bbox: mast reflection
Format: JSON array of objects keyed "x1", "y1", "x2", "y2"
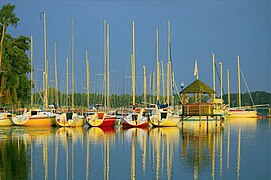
[
  {"x1": 181, "y1": 121, "x2": 223, "y2": 179},
  {"x1": 149, "y1": 127, "x2": 180, "y2": 180}
]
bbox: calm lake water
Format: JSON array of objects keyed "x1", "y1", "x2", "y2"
[{"x1": 0, "y1": 112, "x2": 270, "y2": 180}]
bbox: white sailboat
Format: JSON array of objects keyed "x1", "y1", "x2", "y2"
[
  {"x1": 150, "y1": 21, "x2": 179, "y2": 127},
  {"x1": 227, "y1": 56, "x2": 258, "y2": 118},
  {"x1": 55, "y1": 18, "x2": 85, "y2": 127},
  {"x1": 121, "y1": 21, "x2": 148, "y2": 128}
]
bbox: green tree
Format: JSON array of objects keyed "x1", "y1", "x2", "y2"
[
  {"x1": 0, "y1": 4, "x2": 31, "y2": 107},
  {"x1": 0, "y1": 3, "x2": 19, "y2": 70}
]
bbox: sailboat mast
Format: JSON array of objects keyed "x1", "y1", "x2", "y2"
[
  {"x1": 132, "y1": 21, "x2": 136, "y2": 106},
  {"x1": 167, "y1": 20, "x2": 171, "y2": 104},
  {"x1": 171, "y1": 71, "x2": 175, "y2": 106},
  {"x1": 160, "y1": 61, "x2": 165, "y2": 103},
  {"x1": 227, "y1": 69, "x2": 230, "y2": 108},
  {"x1": 143, "y1": 66, "x2": 146, "y2": 105},
  {"x1": 107, "y1": 24, "x2": 110, "y2": 108},
  {"x1": 156, "y1": 28, "x2": 160, "y2": 102},
  {"x1": 30, "y1": 35, "x2": 33, "y2": 107},
  {"x1": 66, "y1": 57, "x2": 69, "y2": 108},
  {"x1": 103, "y1": 20, "x2": 107, "y2": 111},
  {"x1": 219, "y1": 61, "x2": 223, "y2": 101},
  {"x1": 212, "y1": 53, "x2": 216, "y2": 98},
  {"x1": 86, "y1": 50, "x2": 90, "y2": 107},
  {"x1": 237, "y1": 56, "x2": 241, "y2": 107},
  {"x1": 71, "y1": 18, "x2": 74, "y2": 109},
  {"x1": 54, "y1": 41, "x2": 58, "y2": 106},
  {"x1": 43, "y1": 12, "x2": 48, "y2": 111}
]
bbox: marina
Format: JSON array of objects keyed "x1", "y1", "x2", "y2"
[
  {"x1": 0, "y1": 1, "x2": 270, "y2": 180},
  {"x1": 0, "y1": 113, "x2": 269, "y2": 179}
]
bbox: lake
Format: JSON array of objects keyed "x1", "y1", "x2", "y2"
[{"x1": 0, "y1": 113, "x2": 270, "y2": 180}]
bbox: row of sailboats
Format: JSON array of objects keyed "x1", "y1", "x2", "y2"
[
  {"x1": 122, "y1": 20, "x2": 180, "y2": 128},
  {"x1": 9, "y1": 12, "x2": 259, "y2": 128}
]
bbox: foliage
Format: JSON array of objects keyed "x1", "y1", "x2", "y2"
[
  {"x1": 0, "y1": 4, "x2": 31, "y2": 107},
  {"x1": 222, "y1": 91, "x2": 271, "y2": 107}
]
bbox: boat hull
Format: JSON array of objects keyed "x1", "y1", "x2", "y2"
[
  {"x1": 121, "y1": 118, "x2": 148, "y2": 128},
  {"x1": 0, "y1": 118, "x2": 14, "y2": 126},
  {"x1": 227, "y1": 110, "x2": 258, "y2": 118},
  {"x1": 23, "y1": 116, "x2": 56, "y2": 127},
  {"x1": 150, "y1": 115, "x2": 180, "y2": 127},
  {"x1": 56, "y1": 113, "x2": 86, "y2": 127},
  {"x1": 87, "y1": 112, "x2": 116, "y2": 127}
]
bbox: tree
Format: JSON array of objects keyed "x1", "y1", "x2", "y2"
[{"x1": 0, "y1": 3, "x2": 19, "y2": 70}]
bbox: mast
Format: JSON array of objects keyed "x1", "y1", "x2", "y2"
[
  {"x1": 66, "y1": 57, "x2": 69, "y2": 108},
  {"x1": 227, "y1": 69, "x2": 230, "y2": 108},
  {"x1": 212, "y1": 53, "x2": 216, "y2": 99},
  {"x1": 30, "y1": 35, "x2": 33, "y2": 107},
  {"x1": 86, "y1": 50, "x2": 90, "y2": 107},
  {"x1": 156, "y1": 28, "x2": 160, "y2": 102},
  {"x1": 237, "y1": 56, "x2": 241, "y2": 107},
  {"x1": 167, "y1": 20, "x2": 171, "y2": 104},
  {"x1": 219, "y1": 61, "x2": 223, "y2": 101},
  {"x1": 43, "y1": 12, "x2": 48, "y2": 111},
  {"x1": 143, "y1": 66, "x2": 146, "y2": 105},
  {"x1": 132, "y1": 21, "x2": 136, "y2": 107},
  {"x1": 160, "y1": 61, "x2": 165, "y2": 103},
  {"x1": 103, "y1": 19, "x2": 107, "y2": 111},
  {"x1": 171, "y1": 71, "x2": 175, "y2": 106},
  {"x1": 71, "y1": 18, "x2": 75, "y2": 109},
  {"x1": 149, "y1": 73, "x2": 152, "y2": 104},
  {"x1": 107, "y1": 24, "x2": 110, "y2": 108},
  {"x1": 54, "y1": 41, "x2": 58, "y2": 106}
]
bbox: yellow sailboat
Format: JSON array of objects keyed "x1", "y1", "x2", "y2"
[{"x1": 150, "y1": 21, "x2": 179, "y2": 127}]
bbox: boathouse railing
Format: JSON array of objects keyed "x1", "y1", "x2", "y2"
[{"x1": 182, "y1": 103, "x2": 213, "y2": 116}]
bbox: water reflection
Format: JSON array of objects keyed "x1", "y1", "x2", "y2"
[
  {"x1": 87, "y1": 127, "x2": 115, "y2": 180},
  {"x1": 226, "y1": 118, "x2": 257, "y2": 180},
  {"x1": 149, "y1": 127, "x2": 180, "y2": 180},
  {"x1": 181, "y1": 121, "x2": 223, "y2": 180},
  {"x1": 0, "y1": 115, "x2": 267, "y2": 180}
]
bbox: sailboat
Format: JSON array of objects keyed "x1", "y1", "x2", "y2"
[
  {"x1": 0, "y1": 107, "x2": 14, "y2": 126},
  {"x1": 121, "y1": 21, "x2": 148, "y2": 128},
  {"x1": 86, "y1": 20, "x2": 116, "y2": 127},
  {"x1": 56, "y1": 18, "x2": 85, "y2": 127},
  {"x1": 12, "y1": 13, "x2": 58, "y2": 127},
  {"x1": 150, "y1": 21, "x2": 179, "y2": 127},
  {"x1": 227, "y1": 56, "x2": 258, "y2": 118}
]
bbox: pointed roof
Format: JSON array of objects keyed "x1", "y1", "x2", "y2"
[{"x1": 179, "y1": 79, "x2": 215, "y2": 94}]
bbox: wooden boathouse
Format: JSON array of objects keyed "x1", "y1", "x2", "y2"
[{"x1": 179, "y1": 79, "x2": 223, "y2": 126}]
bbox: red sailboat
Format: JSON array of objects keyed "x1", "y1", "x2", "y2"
[{"x1": 86, "y1": 20, "x2": 116, "y2": 127}]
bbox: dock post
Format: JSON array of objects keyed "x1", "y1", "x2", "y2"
[
  {"x1": 199, "y1": 115, "x2": 201, "y2": 127},
  {"x1": 215, "y1": 115, "x2": 217, "y2": 126},
  {"x1": 207, "y1": 116, "x2": 208, "y2": 126}
]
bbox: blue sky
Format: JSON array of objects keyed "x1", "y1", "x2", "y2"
[{"x1": 2, "y1": 0, "x2": 270, "y2": 96}]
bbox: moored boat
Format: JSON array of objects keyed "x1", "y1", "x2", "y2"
[
  {"x1": 150, "y1": 105, "x2": 180, "y2": 127},
  {"x1": 0, "y1": 112, "x2": 14, "y2": 126},
  {"x1": 56, "y1": 112, "x2": 85, "y2": 127},
  {"x1": 86, "y1": 112, "x2": 116, "y2": 127},
  {"x1": 12, "y1": 108, "x2": 57, "y2": 126},
  {"x1": 228, "y1": 107, "x2": 258, "y2": 118}
]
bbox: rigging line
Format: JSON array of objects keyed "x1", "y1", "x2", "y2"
[
  {"x1": 215, "y1": 62, "x2": 225, "y2": 95},
  {"x1": 240, "y1": 68, "x2": 255, "y2": 106}
]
